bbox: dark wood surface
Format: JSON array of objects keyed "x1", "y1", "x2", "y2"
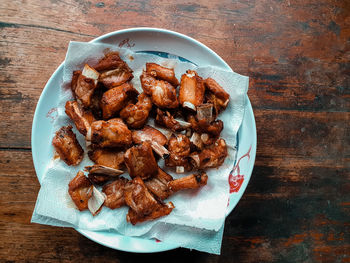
[{"x1": 1, "y1": 0, "x2": 349, "y2": 262}]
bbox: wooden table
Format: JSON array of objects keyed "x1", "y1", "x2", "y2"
[{"x1": 1, "y1": 0, "x2": 349, "y2": 262}]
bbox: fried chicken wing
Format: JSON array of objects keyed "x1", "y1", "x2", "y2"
[
  {"x1": 65, "y1": 100, "x2": 95, "y2": 136},
  {"x1": 144, "y1": 168, "x2": 173, "y2": 200},
  {"x1": 146, "y1": 63, "x2": 179, "y2": 87},
  {"x1": 132, "y1": 125, "x2": 169, "y2": 158},
  {"x1": 87, "y1": 118, "x2": 132, "y2": 148},
  {"x1": 167, "y1": 172, "x2": 208, "y2": 193},
  {"x1": 140, "y1": 72, "x2": 179, "y2": 109},
  {"x1": 52, "y1": 125, "x2": 84, "y2": 166},
  {"x1": 165, "y1": 134, "x2": 192, "y2": 172},
  {"x1": 94, "y1": 52, "x2": 133, "y2": 88},
  {"x1": 88, "y1": 148, "x2": 125, "y2": 170},
  {"x1": 204, "y1": 78, "x2": 230, "y2": 113},
  {"x1": 100, "y1": 83, "x2": 139, "y2": 119},
  {"x1": 127, "y1": 202, "x2": 174, "y2": 225},
  {"x1": 124, "y1": 142, "x2": 158, "y2": 179},
  {"x1": 190, "y1": 138, "x2": 228, "y2": 169},
  {"x1": 71, "y1": 65, "x2": 100, "y2": 108},
  {"x1": 119, "y1": 93, "x2": 152, "y2": 129},
  {"x1": 179, "y1": 70, "x2": 205, "y2": 110},
  {"x1": 103, "y1": 177, "x2": 129, "y2": 209},
  {"x1": 68, "y1": 171, "x2": 93, "y2": 211},
  {"x1": 155, "y1": 108, "x2": 191, "y2": 132}
]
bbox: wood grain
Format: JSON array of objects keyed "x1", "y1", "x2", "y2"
[{"x1": 0, "y1": 0, "x2": 349, "y2": 262}]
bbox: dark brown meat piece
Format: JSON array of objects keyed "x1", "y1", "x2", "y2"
[
  {"x1": 140, "y1": 71, "x2": 179, "y2": 109},
  {"x1": 100, "y1": 83, "x2": 139, "y2": 119},
  {"x1": 127, "y1": 202, "x2": 174, "y2": 225},
  {"x1": 190, "y1": 138, "x2": 228, "y2": 169},
  {"x1": 124, "y1": 142, "x2": 158, "y2": 179},
  {"x1": 168, "y1": 172, "x2": 208, "y2": 193},
  {"x1": 94, "y1": 52, "x2": 133, "y2": 88},
  {"x1": 204, "y1": 78, "x2": 230, "y2": 114},
  {"x1": 88, "y1": 118, "x2": 132, "y2": 148},
  {"x1": 144, "y1": 168, "x2": 173, "y2": 200},
  {"x1": 179, "y1": 70, "x2": 205, "y2": 110},
  {"x1": 165, "y1": 134, "x2": 192, "y2": 172},
  {"x1": 187, "y1": 115, "x2": 223, "y2": 137},
  {"x1": 119, "y1": 93, "x2": 152, "y2": 129},
  {"x1": 85, "y1": 165, "x2": 124, "y2": 185},
  {"x1": 65, "y1": 100, "x2": 95, "y2": 136},
  {"x1": 88, "y1": 148, "x2": 125, "y2": 170},
  {"x1": 68, "y1": 171, "x2": 93, "y2": 211},
  {"x1": 155, "y1": 108, "x2": 191, "y2": 132},
  {"x1": 52, "y1": 125, "x2": 84, "y2": 166},
  {"x1": 103, "y1": 177, "x2": 129, "y2": 209},
  {"x1": 71, "y1": 65, "x2": 99, "y2": 108},
  {"x1": 146, "y1": 63, "x2": 179, "y2": 87},
  {"x1": 132, "y1": 125, "x2": 167, "y2": 146}
]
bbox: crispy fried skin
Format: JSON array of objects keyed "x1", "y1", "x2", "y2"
[
  {"x1": 89, "y1": 118, "x2": 132, "y2": 148},
  {"x1": 68, "y1": 171, "x2": 93, "y2": 211},
  {"x1": 119, "y1": 93, "x2": 152, "y2": 129},
  {"x1": 168, "y1": 172, "x2": 208, "y2": 193},
  {"x1": 179, "y1": 70, "x2": 205, "y2": 109},
  {"x1": 146, "y1": 63, "x2": 179, "y2": 87},
  {"x1": 88, "y1": 148, "x2": 125, "y2": 170},
  {"x1": 52, "y1": 125, "x2": 83, "y2": 166},
  {"x1": 94, "y1": 52, "x2": 133, "y2": 88},
  {"x1": 103, "y1": 177, "x2": 129, "y2": 209},
  {"x1": 127, "y1": 202, "x2": 174, "y2": 225},
  {"x1": 140, "y1": 72, "x2": 179, "y2": 109},
  {"x1": 204, "y1": 78, "x2": 230, "y2": 113},
  {"x1": 132, "y1": 125, "x2": 167, "y2": 146},
  {"x1": 190, "y1": 138, "x2": 228, "y2": 169},
  {"x1": 187, "y1": 115, "x2": 223, "y2": 137},
  {"x1": 71, "y1": 67, "x2": 99, "y2": 108},
  {"x1": 124, "y1": 142, "x2": 158, "y2": 179},
  {"x1": 65, "y1": 100, "x2": 95, "y2": 136},
  {"x1": 124, "y1": 177, "x2": 160, "y2": 216},
  {"x1": 100, "y1": 83, "x2": 139, "y2": 119},
  {"x1": 165, "y1": 134, "x2": 192, "y2": 171},
  {"x1": 144, "y1": 168, "x2": 173, "y2": 200}
]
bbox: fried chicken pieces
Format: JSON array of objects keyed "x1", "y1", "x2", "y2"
[{"x1": 53, "y1": 52, "x2": 230, "y2": 225}]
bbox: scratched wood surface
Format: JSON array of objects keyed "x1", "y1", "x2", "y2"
[{"x1": 0, "y1": 0, "x2": 349, "y2": 262}]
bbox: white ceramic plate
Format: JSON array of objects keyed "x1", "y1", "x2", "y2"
[{"x1": 31, "y1": 28, "x2": 257, "y2": 253}]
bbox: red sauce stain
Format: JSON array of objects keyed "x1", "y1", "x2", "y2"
[
  {"x1": 155, "y1": 238, "x2": 161, "y2": 243},
  {"x1": 46, "y1": 107, "x2": 58, "y2": 123},
  {"x1": 118, "y1": 38, "x2": 135, "y2": 48},
  {"x1": 228, "y1": 145, "x2": 252, "y2": 193}
]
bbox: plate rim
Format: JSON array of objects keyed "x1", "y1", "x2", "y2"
[{"x1": 31, "y1": 27, "x2": 256, "y2": 253}]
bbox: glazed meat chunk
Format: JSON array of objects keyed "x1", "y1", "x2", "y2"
[
  {"x1": 65, "y1": 100, "x2": 95, "y2": 136},
  {"x1": 124, "y1": 142, "x2": 158, "y2": 180},
  {"x1": 155, "y1": 108, "x2": 191, "y2": 132},
  {"x1": 87, "y1": 118, "x2": 132, "y2": 148},
  {"x1": 140, "y1": 72, "x2": 179, "y2": 109},
  {"x1": 168, "y1": 172, "x2": 208, "y2": 193},
  {"x1": 88, "y1": 148, "x2": 125, "y2": 170},
  {"x1": 100, "y1": 83, "x2": 139, "y2": 119},
  {"x1": 68, "y1": 171, "x2": 93, "y2": 211},
  {"x1": 165, "y1": 134, "x2": 192, "y2": 172},
  {"x1": 204, "y1": 78, "x2": 230, "y2": 114},
  {"x1": 127, "y1": 201, "x2": 174, "y2": 225},
  {"x1": 179, "y1": 70, "x2": 205, "y2": 110},
  {"x1": 103, "y1": 177, "x2": 129, "y2": 209},
  {"x1": 85, "y1": 165, "x2": 124, "y2": 185},
  {"x1": 190, "y1": 138, "x2": 228, "y2": 169},
  {"x1": 52, "y1": 125, "x2": 83, "y2": 166},
  {"x1": 146, "y1": 63, "x2": 179, "y2": 87},
  {"x1": 71, "y1": 65, "x2": 100, "y2": 108},
  {"x1": 187, "y1": 115, "x2": 223, "y2": 137},
  {"x1": 144, "y1": 168, "x2": 173, "y2": 200},
  {"x1": 94, "y1": 51, "x2": 133, "y2": 88},
  {"x1": 119, "y1": 93, "x2": 152, "y2": 129}
]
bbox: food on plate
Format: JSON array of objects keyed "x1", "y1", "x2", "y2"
[
  {"x1": 53, "y1": 53, "x2": 230, "y2": 224},
  {"x1": 119, "y1": 92, "x2": 152, "y2": 129},
  {"x1": 52, "y1": 125, "x2": 84, "y2": 166},
  {"x1": 179, "y1": 70, "x2": 205, "y2": 110},
  {"x1": 87, "y1": 118, "x2": 132, "y2": 148},
  {"x1": 124, "y1": 141, "x2": 158, "y2": 180}
]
